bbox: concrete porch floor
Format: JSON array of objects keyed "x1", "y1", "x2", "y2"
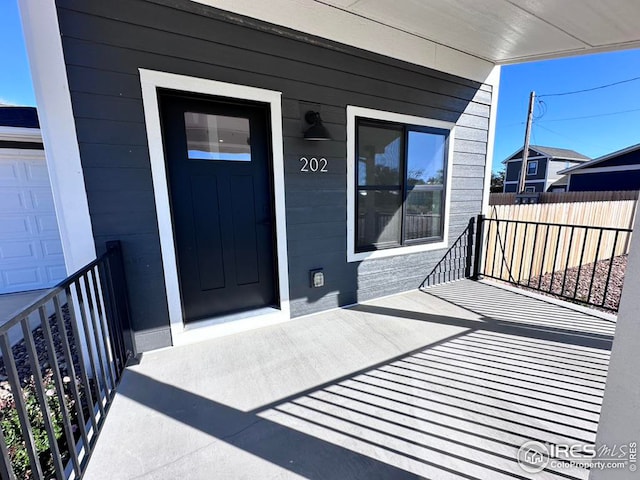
[{"x1": 85, "y1": 280, "x2": 614, "y2": 480}]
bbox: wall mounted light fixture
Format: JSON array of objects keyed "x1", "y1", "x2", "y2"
[{"x1": 303, "y1": 111, "x2": 332, "y2": 141}]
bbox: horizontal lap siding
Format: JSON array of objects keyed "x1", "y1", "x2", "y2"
[{"x1": 56, "y1": 0, "x2": 491, "y2": 347}]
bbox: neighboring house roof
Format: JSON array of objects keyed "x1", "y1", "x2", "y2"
[
  {"x1": 501, "y1": 145, "x2": 591, "y2": 164},
  {"x1": 550, "y1": 175, "x2": 570, "y2": 187},
  {"x1": 558, "y1": 142, "x2": 640, "y2": 175},
  {"x1": 0, "y1": 106, "x2": 40, "y2": 128}
]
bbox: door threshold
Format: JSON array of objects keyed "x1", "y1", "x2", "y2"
[{"x1": 172, "y1": 306, "x2": 291, "y2": 346}]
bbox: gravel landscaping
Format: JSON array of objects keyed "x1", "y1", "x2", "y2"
[
  {"x1": 524, "y1": 254, "x2": 627, "y2": 311},
  {"x1": 0, "y1": 305, "x2": 82, "y2": 407},
  {"x1": 0, "y1": 305, "x2": 89, "y2": 479}
]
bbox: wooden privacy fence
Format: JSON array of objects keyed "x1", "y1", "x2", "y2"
[
  {"x1": 485, "y1": 200, "x2": 636, "y2": 276},
  {"x1": 484, "y1": 219, "x2": 630, "y2": 280},
  {"x1": 480, "y1": 199, "x2": 637, "y2": 311},
  {"x1": 490, "y1": 190, "x2": 639, "y2": 205}
]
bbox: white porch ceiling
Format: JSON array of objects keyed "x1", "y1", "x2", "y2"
[
  {"x1": 319, "y1": 0, "x2": 640, "y2": 64},
  {"x1": 198, "y1": 0, "x2": 640, "y2": 82}
]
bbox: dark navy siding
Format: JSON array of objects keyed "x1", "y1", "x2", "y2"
[
  {"x1": 584, "y1": 148, "x2": 640, "y2": 169},
  {"x1": 524, "y1": 158, "x2": 547, "y2": 181},
  {"x1": 56, "y1": 0, "x2": 492, "y2": 350},
  {"x1": 0, "y1": 107, "x2": 40, "y2": 128},
  {"x1": 505, "y1": 158, "x2": 547, "y2": 183},
  {"x1": 505, "y1": 162, "x2": 521, "y2": 182},
  {"x1": 570, "y1": 171, "x2": 640, "y2": 191},
  {"x1": 0, "y1": 141, "x2": 43, "y2": 150}
]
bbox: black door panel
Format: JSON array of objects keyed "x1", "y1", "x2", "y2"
[{"x1": 160, "y1": 92, "x2": 278, "y2": 323}]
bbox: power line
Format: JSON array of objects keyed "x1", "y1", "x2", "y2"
[
  {"x1": 538, "y1": 75, "x2": 640, "y2": 98},
  {"x1": 533, "y1": 98, "x2": 547, "y2": 121},
  {"x1": 534, "y1": 123, "x2": 608, "y2": 150},
  {"x1": 538, "y1": 106, "x2": 640, "y2": 123},
  {"x1": 504, "y1": 105, "x2": 640, "y2": 127}
]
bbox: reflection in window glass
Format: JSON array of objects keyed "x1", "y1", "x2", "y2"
[
  {"x1": 184, "y1": 113, "x2": 251, "y2": 161},
  {"x1": 357, "y1": 190, "x2": 402, "y2": 249},
  {"x1": 357, "y1": 124, "x2": 402, "y2": 186},
  {"x1": 407, "y1": 131, "x2": 445, "y2": 185},
  {"x1": 354, "y1": 118, "x2": 449, "y2": 252},
  {"x1": 405, "y1": 189, "x2": 442, "y2": 240},
  {"x1": 404, "y1": 130, "x2": 446, "y2": 242}
]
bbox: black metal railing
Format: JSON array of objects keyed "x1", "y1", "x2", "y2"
[
  {"x1": 478, "y1": 217, "x2": 632, "y2": 311},
  {"x1": 420, "y1": 218, "x2": 475, "y2": 288},
  {"x1": 0, "y1": 241, "x2": 134, "y2": 479}
]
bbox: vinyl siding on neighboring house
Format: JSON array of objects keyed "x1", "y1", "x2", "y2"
[
  {"x1": 505, "y1": 158, "x2": 547, "y2": 181},
  {"x1": 547, "y1": 159, "x2": 580, "y2": 185},
  {"x1": 505, "y1": 161, "x2": 523, "y2": 182},
  {"x1": 582, "y1": 148, "x2": 640, "y2": 169},
  {"x1": 570, "y1": 170, "x2": 640, "y2": 191},
  {"x1": 504, "y1": 157, "x2": 547, "y2": 193},
  {"x1": 56, "y1": 0, "x2": 492, "y2": 350},
  {"x1": 524, "y1": 158, "x2": 546, "y2": 181},
  {"x1": 505, "y1": 156, "x2": 589, "y2": 192},
  {"x1": 568, "y1": 148, "x2": 640, "y2": 191}
]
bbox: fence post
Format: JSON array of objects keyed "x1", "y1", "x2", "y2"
[
  {"x1": 472, "y1": 214, "x2": 485, "y2": 280},
  {"x1": 465, "y1": 217, "x2": 475, "y2": 278},
  {"x1": 106, "y1": 241, "x2": 136, "y2": 359}
]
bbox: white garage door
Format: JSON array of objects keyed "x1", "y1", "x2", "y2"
[{"x1": 0, "y1": 149, "x2": 67, "y2": 293}]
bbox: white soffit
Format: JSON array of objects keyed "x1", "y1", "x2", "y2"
[
  {"x1": 197, "y1": 0, "x2": 640, "y2": 80},
  {"x1": 192, "y1": 0, "x2": 496, "y2": 83}
]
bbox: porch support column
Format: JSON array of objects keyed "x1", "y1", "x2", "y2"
[
  {"x1": 18, "y1": 0, "x2": 96, "y2": 271},
  {"x1": 591, "y1": 206, "x2": 640, "y2": 480}
]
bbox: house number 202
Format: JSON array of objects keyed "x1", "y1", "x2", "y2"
[{"x1": 299, "y1": 157, "x2": 328, "y2": 173}]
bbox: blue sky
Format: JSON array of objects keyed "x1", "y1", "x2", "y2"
[
  {"x1": 0, "y1": 0, "x2": 34, "y2": 106},
  {"x1": 2, "y1": 0, "x2": 639, "y2": 173},
  {"x1": 494, "y1": 49, "x2": 640, "y2": 172}
]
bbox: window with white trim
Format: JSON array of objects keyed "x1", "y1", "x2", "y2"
[
  {"x1": 355, "y1": 117, "x2": 449, "y2": 253},
  {"x1": 527, "y1": 160, "x2": 538, "y2": 176}
]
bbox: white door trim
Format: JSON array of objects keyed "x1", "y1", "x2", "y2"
[{"x1": 139, "y1": 69, "x2": 290, "y2": 346}]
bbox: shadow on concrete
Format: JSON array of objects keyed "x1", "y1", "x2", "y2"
[
  {"x1": 350, "y1": 302, "x2": 613, "y2": 351},
  {"x1": 118, "y1": 369, "x2": 427, "y2": 479},
  {"x1": 110, "y1": 298, "x2": 610, "y2": 479}
]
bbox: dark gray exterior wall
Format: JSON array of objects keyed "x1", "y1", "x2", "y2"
[{"x1": 55, "y1": 0, "x2": 492, "y2": 351}]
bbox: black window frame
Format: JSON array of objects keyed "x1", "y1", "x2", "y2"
[{"x1": 354, "y1": 117, "x2": 449, "y2": 253}]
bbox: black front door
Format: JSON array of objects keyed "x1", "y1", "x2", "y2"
[{"x1": 160, "y1": 91, "x2": 278, "y2": 323}]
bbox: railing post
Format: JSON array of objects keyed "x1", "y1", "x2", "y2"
[
  {"x1": 106, "y1": 240, "x2": 136, "y2": 360},
  {"x1": 465, "y1": 217, "x2": 475, "y2": 278},
  {"x1": 472, "y1": 214, "x2": 485, "y2": 280}
]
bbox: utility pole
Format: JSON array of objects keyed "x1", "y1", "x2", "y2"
[{"x1": 518, "y1": 91, "x2": 536, "y2": 193}]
